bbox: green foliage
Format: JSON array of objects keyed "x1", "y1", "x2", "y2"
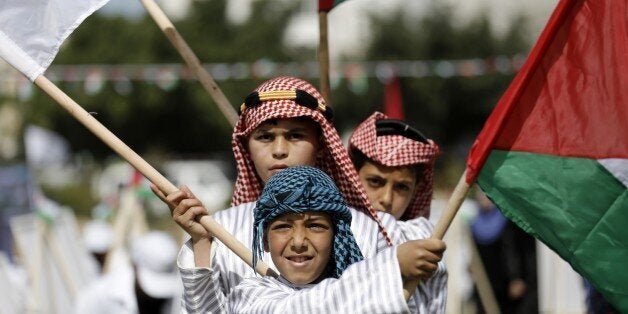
[
  {"x1": 19, "y1": 0, "x2": 533, "y2": 180},
  {"x1": 23, "y1": 0, "x2": 302, "y2": 161},
  {"x1": 333, "y1": 3, "x2": 532, "y2": 186},
  {"x1": 356, "y1": 3, "x2": 532, "y2": 145}
]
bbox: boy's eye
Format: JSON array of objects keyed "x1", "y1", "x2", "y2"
[
  {"x1": 286, "y1": 132, "x2": 305, "y2": 140},
  {"x1": 271, "y1": 223, "x2": 291, "y2": 231},
  {"x1": 395, "y1": 183, "x2": 411, "y2": 192},
  {"x1": 366, "y1": 177, "x2": 385, "y2": 187},
  {"x1": 255, "y1": 132, "x2": 274, "y2": 141},
  {"x1": 307, "y1": 223, "x2": 330, "y2": 231}
]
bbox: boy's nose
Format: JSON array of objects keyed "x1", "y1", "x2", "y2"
[
  {"x1": 291, "y1": 229, "x2": 308, "y2": 252},
  {"x1": 271, "y1": 138, "x2": 288, "y2": 159},
  {"x1": 379, "y1": 186, "x2": 393, "y2": 210}
]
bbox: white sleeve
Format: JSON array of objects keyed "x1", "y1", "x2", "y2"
[
  {"x1": 409, "y1": 258, "x2": 448, "y2": 314},
  {"x1": 396, "y1": 216, "x2": 435, "y2": 241},
  {"x1": 176, "y1": 202, "x2": 266, "y2": 314},
  {"x1": 177, "y1": 240, "x2": 227, "y2": 314},
  {"x1": 229, "y1": 247, "x2": 410, "y2": 314},
  {"x1": 396, "y1": 217, "x2": 449, "y2": 314}
]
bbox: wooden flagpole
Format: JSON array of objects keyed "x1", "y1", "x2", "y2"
[
  {"x1": 44, "y1": 223, "x2": 79, "y2": 297},
  {"x1": 103, "y1": 187, "x2": 136, "y2": 273},
  {"x1": 33, "y1": 75, "x2": 276, "y2": 277},
  {"x1": 103, "y1": 185, "x2": 151, "y2": 273},
  {"x1": 318, "y1": 11, "x2": 331, "y2": 104},
  {"x1": 30, "y1": 219, "x2": 44, "y2": 313},
  {"x1": 432, "y1": 170, "x2": 472, "y2": 240},
  {"x1": 139, "y1": 0, "x2": 238, "y2": 127},
  {"x1": 404, "y1": 170, "x2": 472, "y2": 299},
  {"x1": 466, "y1": 223, "x2": 500, "y2": 313}
]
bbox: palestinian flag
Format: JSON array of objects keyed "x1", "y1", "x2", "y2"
[
  {"x1": 318, "y1": 0, "x2": 346, "y2": 12},
  {"x1": 466, "y1": 0, "x2": 628, "y2": 310}
]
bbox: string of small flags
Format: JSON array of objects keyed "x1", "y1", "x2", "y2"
[{"x1": 1, "y1": 55, "x2": 525, "y2": 99}]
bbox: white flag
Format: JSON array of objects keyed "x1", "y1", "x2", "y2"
[{"x1": 0, "y1": 0, "x2": 110, "y2": 81}]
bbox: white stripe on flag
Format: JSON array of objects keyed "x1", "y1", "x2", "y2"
[{"x1": 599, "y1": 158, "x2": 628, "y2": 188}]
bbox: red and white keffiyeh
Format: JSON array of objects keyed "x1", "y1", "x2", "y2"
[
  {"x1": 231, "y1": 76, "x2": 391, "y2": 244},
  {"x1": 349, "y1": 111, "x2": 440, "y2": 220}
]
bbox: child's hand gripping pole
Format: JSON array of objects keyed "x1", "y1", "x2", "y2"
[{"x1": 35, "y1": 75, "x2": 276, "y2": 278}]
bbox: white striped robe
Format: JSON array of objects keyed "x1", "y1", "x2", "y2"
[
  {"x1": 229, "y1": 247, "x2": 408, "y2": 313},
  {"x1": 177, "y1": 202, "x2": 447, "y2": 313}
]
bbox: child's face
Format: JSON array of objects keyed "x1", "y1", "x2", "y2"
[
  {"x1": 266, "y1": 212, "x2": 333, "y2": 285},
  {"x1": 248, "y1": 118, "x2": 321, "y2": 183},
  {"x1": 358, "y1": 161, "x2": 417, "y2": 219}
]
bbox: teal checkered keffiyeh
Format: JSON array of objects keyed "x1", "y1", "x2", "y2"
[{"x1": 252, "y1": 166, "x2": 364, "y2": 279}]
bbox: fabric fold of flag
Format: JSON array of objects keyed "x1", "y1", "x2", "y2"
[
  {"x1": 467, "y1": 0, "x2": 628, "y2": 310},
  {"x1": 0, "y1": 0, "x2": 110, "y2": 81}
]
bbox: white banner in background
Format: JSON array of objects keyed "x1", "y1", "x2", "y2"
[{"x1": 0, "y1": 0, "x2": 110, "y2": 81}]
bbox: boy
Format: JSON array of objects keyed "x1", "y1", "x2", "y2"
[
  {"x1": 349, "y1": 112, "x2": 448, "y2": 311},
  {"x1": 349, "y1": 111, "x2": 440, "y2": 220},
  {"x1": 152, "y1": 77, "x2": 446, "y2": 313},
  {"x1": 230, "y1": 166, "x2": 424, "y2": 313}
]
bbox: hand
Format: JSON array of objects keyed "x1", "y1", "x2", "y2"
[
  {"x1": 508, "y1": 278, "x2": 527, "y2": 300},
  {"x1": 150, "y1": 183, "x2": 176, "y2": 214},
  {"x1": 151, "y1": 184, "x2": 211, "y2": 242},
  {"x1": 397, "y1": 238, "x2": 446, "y2": 281}
]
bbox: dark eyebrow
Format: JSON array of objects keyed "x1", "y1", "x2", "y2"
[
  {"x1": 305, "y1": 214, "x2": 331, "y2": 223},
  {"x1": 287, "y1": 127, "x2": 309, "y2": 132},
  {"x1": 395, "y1": 179, "x2": 414, "y2": 185}
]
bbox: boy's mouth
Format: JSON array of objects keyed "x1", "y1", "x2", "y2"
[
  {"x1": 286, "y1": 255, "x2": 313, "y2": 264},
  {"x1": 269, "y1": 164, "x2": 288, "y2": 171}
]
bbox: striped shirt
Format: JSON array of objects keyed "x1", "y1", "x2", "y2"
[
  {"x1": 229, "y1": 247, "x2": 408, "y2": 313},
  {"x1": 395, "y1": 217, "x2": 449, "y2": 313},
  {"x1": 178, "y1": 202, "x2": 447, "y2": 313}
]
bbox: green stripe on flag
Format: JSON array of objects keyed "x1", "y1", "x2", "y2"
[{"x1": 478, "y1": 150, "x2": 628, "y2": 310}]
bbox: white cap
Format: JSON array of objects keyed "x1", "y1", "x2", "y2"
[
  {"x1": 131, "y1": 231, "x2": 179, "y2": 298},
  {"x1": 83, "y1": 220, "x2": 113, "y2": 254}
]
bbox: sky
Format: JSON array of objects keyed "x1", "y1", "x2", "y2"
[{"x1": 102, "y1": 0, "x2": 559, "y2": 59}]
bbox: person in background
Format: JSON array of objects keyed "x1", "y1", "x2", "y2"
[
  {"x1": 82, "y1": 219, "x2": 114, "y2": 272},
  {"x1": 470, "y1": 188, "x2": 538, "y2": 313},
  {"x1": 74, "y1": 231, "x2": 182, "y2": 314},
  {"x1": 348, "y1": 111, "x2": 440, "y2": 220},
  {"x1": 583, "y1": 279, "x2": 619, "y2": 314}
]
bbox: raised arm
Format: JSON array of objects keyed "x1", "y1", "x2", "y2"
[{"x1": 151, "y1": 184, "x2": 212, "y2": 266}]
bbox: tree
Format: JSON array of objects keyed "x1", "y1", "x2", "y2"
[{"x1": 22, "y1": 0, "x2": 302, "y2": 160}]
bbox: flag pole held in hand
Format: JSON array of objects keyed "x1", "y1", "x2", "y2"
[
  {"x1": 317, "y1": 0, "x2": 347, "y2": 104},
  {"x1": 0, "y1": 0, "x2": 273, "y2": 277},
  {"x1": 34, "y1": 76, "x2": 275, "y2": 277}
]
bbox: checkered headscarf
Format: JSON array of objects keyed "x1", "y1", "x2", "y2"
[
  {"x1": 252, "y1": 166, "x2": 363, "y2": 279},
  {"x1": 231, "y1": 77, "x2": 391, "y2": 245},
  {"x1": 349, "y1": 111, "x2": 440, "y2": 220}
]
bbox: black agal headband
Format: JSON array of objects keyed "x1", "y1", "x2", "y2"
[
  {"x1": 239, "y1": 89, "x2": 334, "y2": 121},
  {"x1": 375, "y1": 119, "x2": 428, "y2": 143}
]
